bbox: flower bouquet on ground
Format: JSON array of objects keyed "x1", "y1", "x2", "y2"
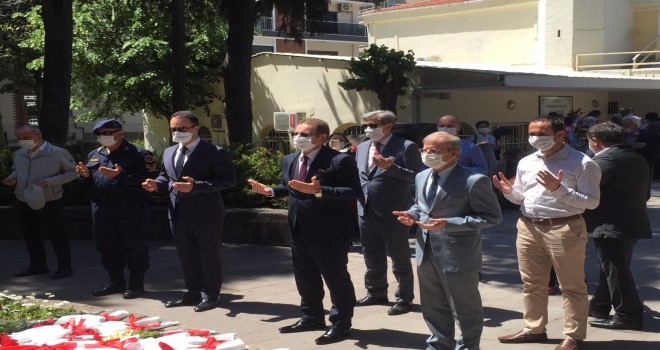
[{"x1": 1, "y1": 292, "x2": 246, "y2": 350}]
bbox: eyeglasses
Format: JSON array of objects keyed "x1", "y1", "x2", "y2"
[
  {"x1": 420, "y1": 148, "x2": 453, "y2": 155},
  {"x1": 170, "y1": 126, "x2": 196, "y2": 133},
  {"x1": 98, "y1": 130, "x2": 120, "y2": 136},
  {"x1": 361, "y1": 123, "x2": 379, "y2": 130},
  {"x1": 289, "y1": 132, "x2": 315, "y2": 137}
]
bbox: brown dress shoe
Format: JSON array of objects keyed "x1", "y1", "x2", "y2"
[
  {"x1": 555, "y1": 338, "x2": 583, "y2": 350},
  {"x1": 498, "y1": 329, "x2": 548, "y2": 343}
]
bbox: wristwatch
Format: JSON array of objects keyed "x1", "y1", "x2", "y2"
[{"x1": 314, "y1": 189, "x2": 323, "y2": 198}]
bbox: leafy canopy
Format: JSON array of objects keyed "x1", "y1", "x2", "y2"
[
  {"x1": 339, "y1": 44, "x2": 416, "y2": 113},
  {"x1": 14, "y1": 0, "x2": 227, "y2": 121}
]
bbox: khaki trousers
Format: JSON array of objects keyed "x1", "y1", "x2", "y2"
[{"x1": 516, "y1": 217, "x2": 588, "y2": 340}]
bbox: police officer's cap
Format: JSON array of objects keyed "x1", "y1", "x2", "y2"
[{"x1": 92, "y1": 119, "x2": 123, "y2": 135}]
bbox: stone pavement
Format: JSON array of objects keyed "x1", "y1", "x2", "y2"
[{"x1": 1, "y1": 184, "x2": 659, "y2": 350}]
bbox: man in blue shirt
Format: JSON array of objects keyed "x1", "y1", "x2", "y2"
[{"x1": 436, "y1": 115, "x2": 488, "y2": 175}]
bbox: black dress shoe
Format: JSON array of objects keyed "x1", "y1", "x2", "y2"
[
  {"x1": 355, "y1": 295, "x2": 388, "y2": 306},
  {"x1": 589, "y1": 316, "x2": 642, "y2": 330},
  {"x1": 194, "y1": 297, "x2": 220, "y2": 312},
  {"x1": 164, "y1": 293, "x2": 201, "y2": 308},
  {"x1": 91, "y1": 282, "x2": 126, "y2": 297},
  {"x1": 123, "y1": 287, "x2": 145, "y2": 299},
  {"x1": 387, "y1": 302, "x2": 412, "y2": 315},
  {"x1": 315, "y1": 325, "x2": 351, "y2": 345},
  {"x1": 52, "y1": 268, "x2": 73, "y2": 279},
  {"x1": 279, "y1": 318, "x2": 326, "y2": 333},
  {"x1": 14, "y1": 267, "x2": 49, "y2": 277}
]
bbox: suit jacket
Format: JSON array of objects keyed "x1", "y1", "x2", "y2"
[
  {"x1": 272, "y1": 146, "x2": 360, "y2": 245},
  {"x1": 584, "y1": 145, "x2": 652, "y2": 239},
  {"x1": 355, "y1": 135, "x2": 422, "y2": 216},
  {"x1": 408, "y1": 165, "x2": 502, "y2": 272},
  {"x1": 633, "y1": 128, "x2": 660, "y2": 166},
  {"x1": 459, "y1": 139, "x2": 488, "y2": 176},
  {"x1": 155, "y1": 140, "x2": 237, "y2": 220}
]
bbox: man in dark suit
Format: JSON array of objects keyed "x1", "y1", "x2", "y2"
[
  {"x1": 355, "y1": 110, "x2": 422, "y2": 316},
  {"x1": 142, "y1": 111, "x2": 236, "y2": 312},
  {"x1": 622, "y1": 115, "x2": 659, "y2": 199},
  {"x1": 394, "y1": 132, "x2": 502, "y2": 350},
  {"x1": 249, "y1": 118, "x2": 360, "y2": 345},
  {"x1": 584, "y1": 122, "x2": 651, "y2": 330}
]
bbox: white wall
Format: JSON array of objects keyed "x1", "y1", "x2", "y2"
[{"x1": 364, "y1": 1, "x2": 538, "y2": 66}]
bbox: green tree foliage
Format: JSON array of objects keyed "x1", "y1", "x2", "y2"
[
  {"x1": 0, "y1": 0, "x2": 41, "y2": 94},
  {"x1": 338, "y1": 44, "x2": 416, "y2": 114},
  {"x1": 219, "y1": 0, "x2": 330, "y2": 144},
  {"x1": 14, "y1": 0, "x2": 227, "y2": 122}
]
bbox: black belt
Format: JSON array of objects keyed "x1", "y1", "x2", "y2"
[{"x1": 521, "y1": 214, "x2": 581, "y2": 226}]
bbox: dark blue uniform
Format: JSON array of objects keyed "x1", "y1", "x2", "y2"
[{"x1": 82, "y1": 139, "x2": 158, "y2": 284}]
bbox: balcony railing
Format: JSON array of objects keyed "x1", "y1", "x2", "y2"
[
  {"x1": 306, "y1": 20, "x2": 366, "y2": 37},
  {"x1": 255, "y1": 17, "x2": 366, "y2": 38},
  {"x1": 256, "y1": 17, "x2": 274, "y2": 31},
  {"x1": 575, "y1": 50, "x2": 660, "y2": 71}
]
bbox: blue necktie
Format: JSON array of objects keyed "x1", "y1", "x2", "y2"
[
  {"x1": 175, "y1": 146, "x2": 187, "y2": 177},
  {"x1": 426, "y1": 172, "x2": 440, "y2": 207}
]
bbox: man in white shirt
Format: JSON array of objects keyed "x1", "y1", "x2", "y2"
[{"x1": 493, "y1": 116, "x2": 601, "y2": 350}]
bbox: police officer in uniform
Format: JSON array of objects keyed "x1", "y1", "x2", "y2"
[{"x1": 76, "y1": 119, "x2": 158, "y2": 299}]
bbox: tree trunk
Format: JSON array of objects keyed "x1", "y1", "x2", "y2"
[
  {"x1": 222, "y1": 0, "x2": 256, "y2": 145},
  {"x1": 170, "y1": 0, "x2": 186, "y2": 112},
  {"x1": 378, "y1": 89, "x2": 398, "y2": 115},
  {"x1": 39, "y1": 0, "x2": 72, "y2": 145}
]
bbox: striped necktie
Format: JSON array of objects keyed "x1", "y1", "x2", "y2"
[{"x1": 426, "y1": 172, "x2": 440, "y2": 207}]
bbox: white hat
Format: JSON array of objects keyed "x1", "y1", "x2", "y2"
[{"x1": 24, "y1": 184, "x2": 46, "y2": 210}]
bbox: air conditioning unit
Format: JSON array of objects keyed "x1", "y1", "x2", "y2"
[
  {"x1": 274, "y1": 112, "x2": 300, "y2": 132},
  {"x1": 339, "y1": 3, "x2": 351, "y2": 12}
]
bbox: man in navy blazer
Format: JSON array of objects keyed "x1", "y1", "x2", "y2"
[
  {"x1": 142, "y1": 111, "x2": 236, "y2": 312},
  {"x1": 355, "y1": 110, "x2": 422, "y2": 316},
  {"x1": 249, "y1": 118, "x2": 360, "y2": 345},
  {"x1": 584, "y1": 122, "x2": 651, "y2": 330},
  {"x1": 394, "y1": 132, "x2": 502, "y2": 350}
]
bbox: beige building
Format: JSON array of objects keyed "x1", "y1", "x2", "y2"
[{"x1": 148, "y1": 0, "x2": 660, "y2": 153}]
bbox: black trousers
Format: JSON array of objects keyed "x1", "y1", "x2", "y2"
[
  {"x1": 290, "y1": 225, "x2": 356, "y2": 330},
  {"x1": 170, "y1": 215, "x2": 224, "y2": 298},
  {"x1": 18, "y1": 199, "x2": 71, "y2": 270},
  {"x1": 92, "y1": 199, "x2": 150, "y2": 276},
  {"x1": 590, "y1": 238, "x2": 644, "y2": 323}
]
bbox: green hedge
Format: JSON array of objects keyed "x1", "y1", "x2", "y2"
[{"x1": 0, "y1": 142, "x2": 287, "y2": 209}]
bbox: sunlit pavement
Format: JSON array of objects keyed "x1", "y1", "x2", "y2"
[{"x1": 1, "y1": 183, "x2": 659, "y2": 349}]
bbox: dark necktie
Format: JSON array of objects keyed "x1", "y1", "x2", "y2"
[
  {"x1": 297, "y1": 155, "x2": 308, "y2": 181},
  {"x1": 426, "y1": 172, "x2": 440, "y2": 207},
  {"x1": 175, "y1": 146, "x2": 187, "y2": 177},
  {"x1": 374, "y1": 142, "x2": 382, "y2": 156}
]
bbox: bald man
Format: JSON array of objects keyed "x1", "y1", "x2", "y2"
[{"x1": 436, "y1": 115, "x2": 488, "y2": 176}]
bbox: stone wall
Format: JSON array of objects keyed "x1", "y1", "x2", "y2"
[{"x1": 0, "y1": 206, "x2": 290, "y2": 247}]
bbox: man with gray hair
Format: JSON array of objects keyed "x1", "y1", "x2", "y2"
[
  {"x1": 355, "y1": 110, "x2": 422, "y2": 316},
  {"x1": 2, "y1": 125, "x2": 77, "y2": 279}
]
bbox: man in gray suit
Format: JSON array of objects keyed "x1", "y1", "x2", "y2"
[
  {"x1": 394, "y1": 132, "x2": 502, "y2": 350},
  {"x1": 355, "y1": 110, "x2": 422, "y2": 315}
]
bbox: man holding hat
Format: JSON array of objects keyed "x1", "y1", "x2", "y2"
[
  {"x1": 2, "y1": 125, "x2": 78, "y2": 279},
  {"x1": 76, "y1": 119, "x2": 158, "y2": 299}
]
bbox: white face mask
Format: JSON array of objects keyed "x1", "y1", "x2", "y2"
[
  {"x1": 329, "y1": 140, "x2": 346, "y2": 150},
  {"x1": 293, "y1": 135, "x2": 315, "y2": 152},
  {"x1": 421, "y1": 153, "x2": 448, "y2": 169},
  {"x1": 588, "y1": 140, "x2": 598, "y2": 155},
  {"x1": 18, "y1": 139, "x2": 36, "y2": 150},
  {"x1": 97, "y1": 135, "x2": 117, "y2": 147},
  {"x1": 364, "y1": 126, "x2": 385, "y2": 141},
  {"x1": 478, "y1": 127, "x2": 490, "y2": 135},
  {"x1": 172, "y1": 131, "x2": 193, "y2": 144},
  {"x1": 528, "y1": 135, "x2": 556, "y2": 151},
  {"x1": 622, "y1": 127, "x2": 633, "y2": 134},
  {"x1": 437, "y1": 127, "x2": 457, "y2": 135}
]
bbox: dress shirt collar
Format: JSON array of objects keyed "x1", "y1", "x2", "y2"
[
  {"x1": 373, "y1": 133, "x2": 393, "y2": 148},
  {"x1": 300, "y1": 146, "x2": 321, "y2": 164},
  {"x1": 178, "y1": 137, "x2": 201, "y2": 153}
]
